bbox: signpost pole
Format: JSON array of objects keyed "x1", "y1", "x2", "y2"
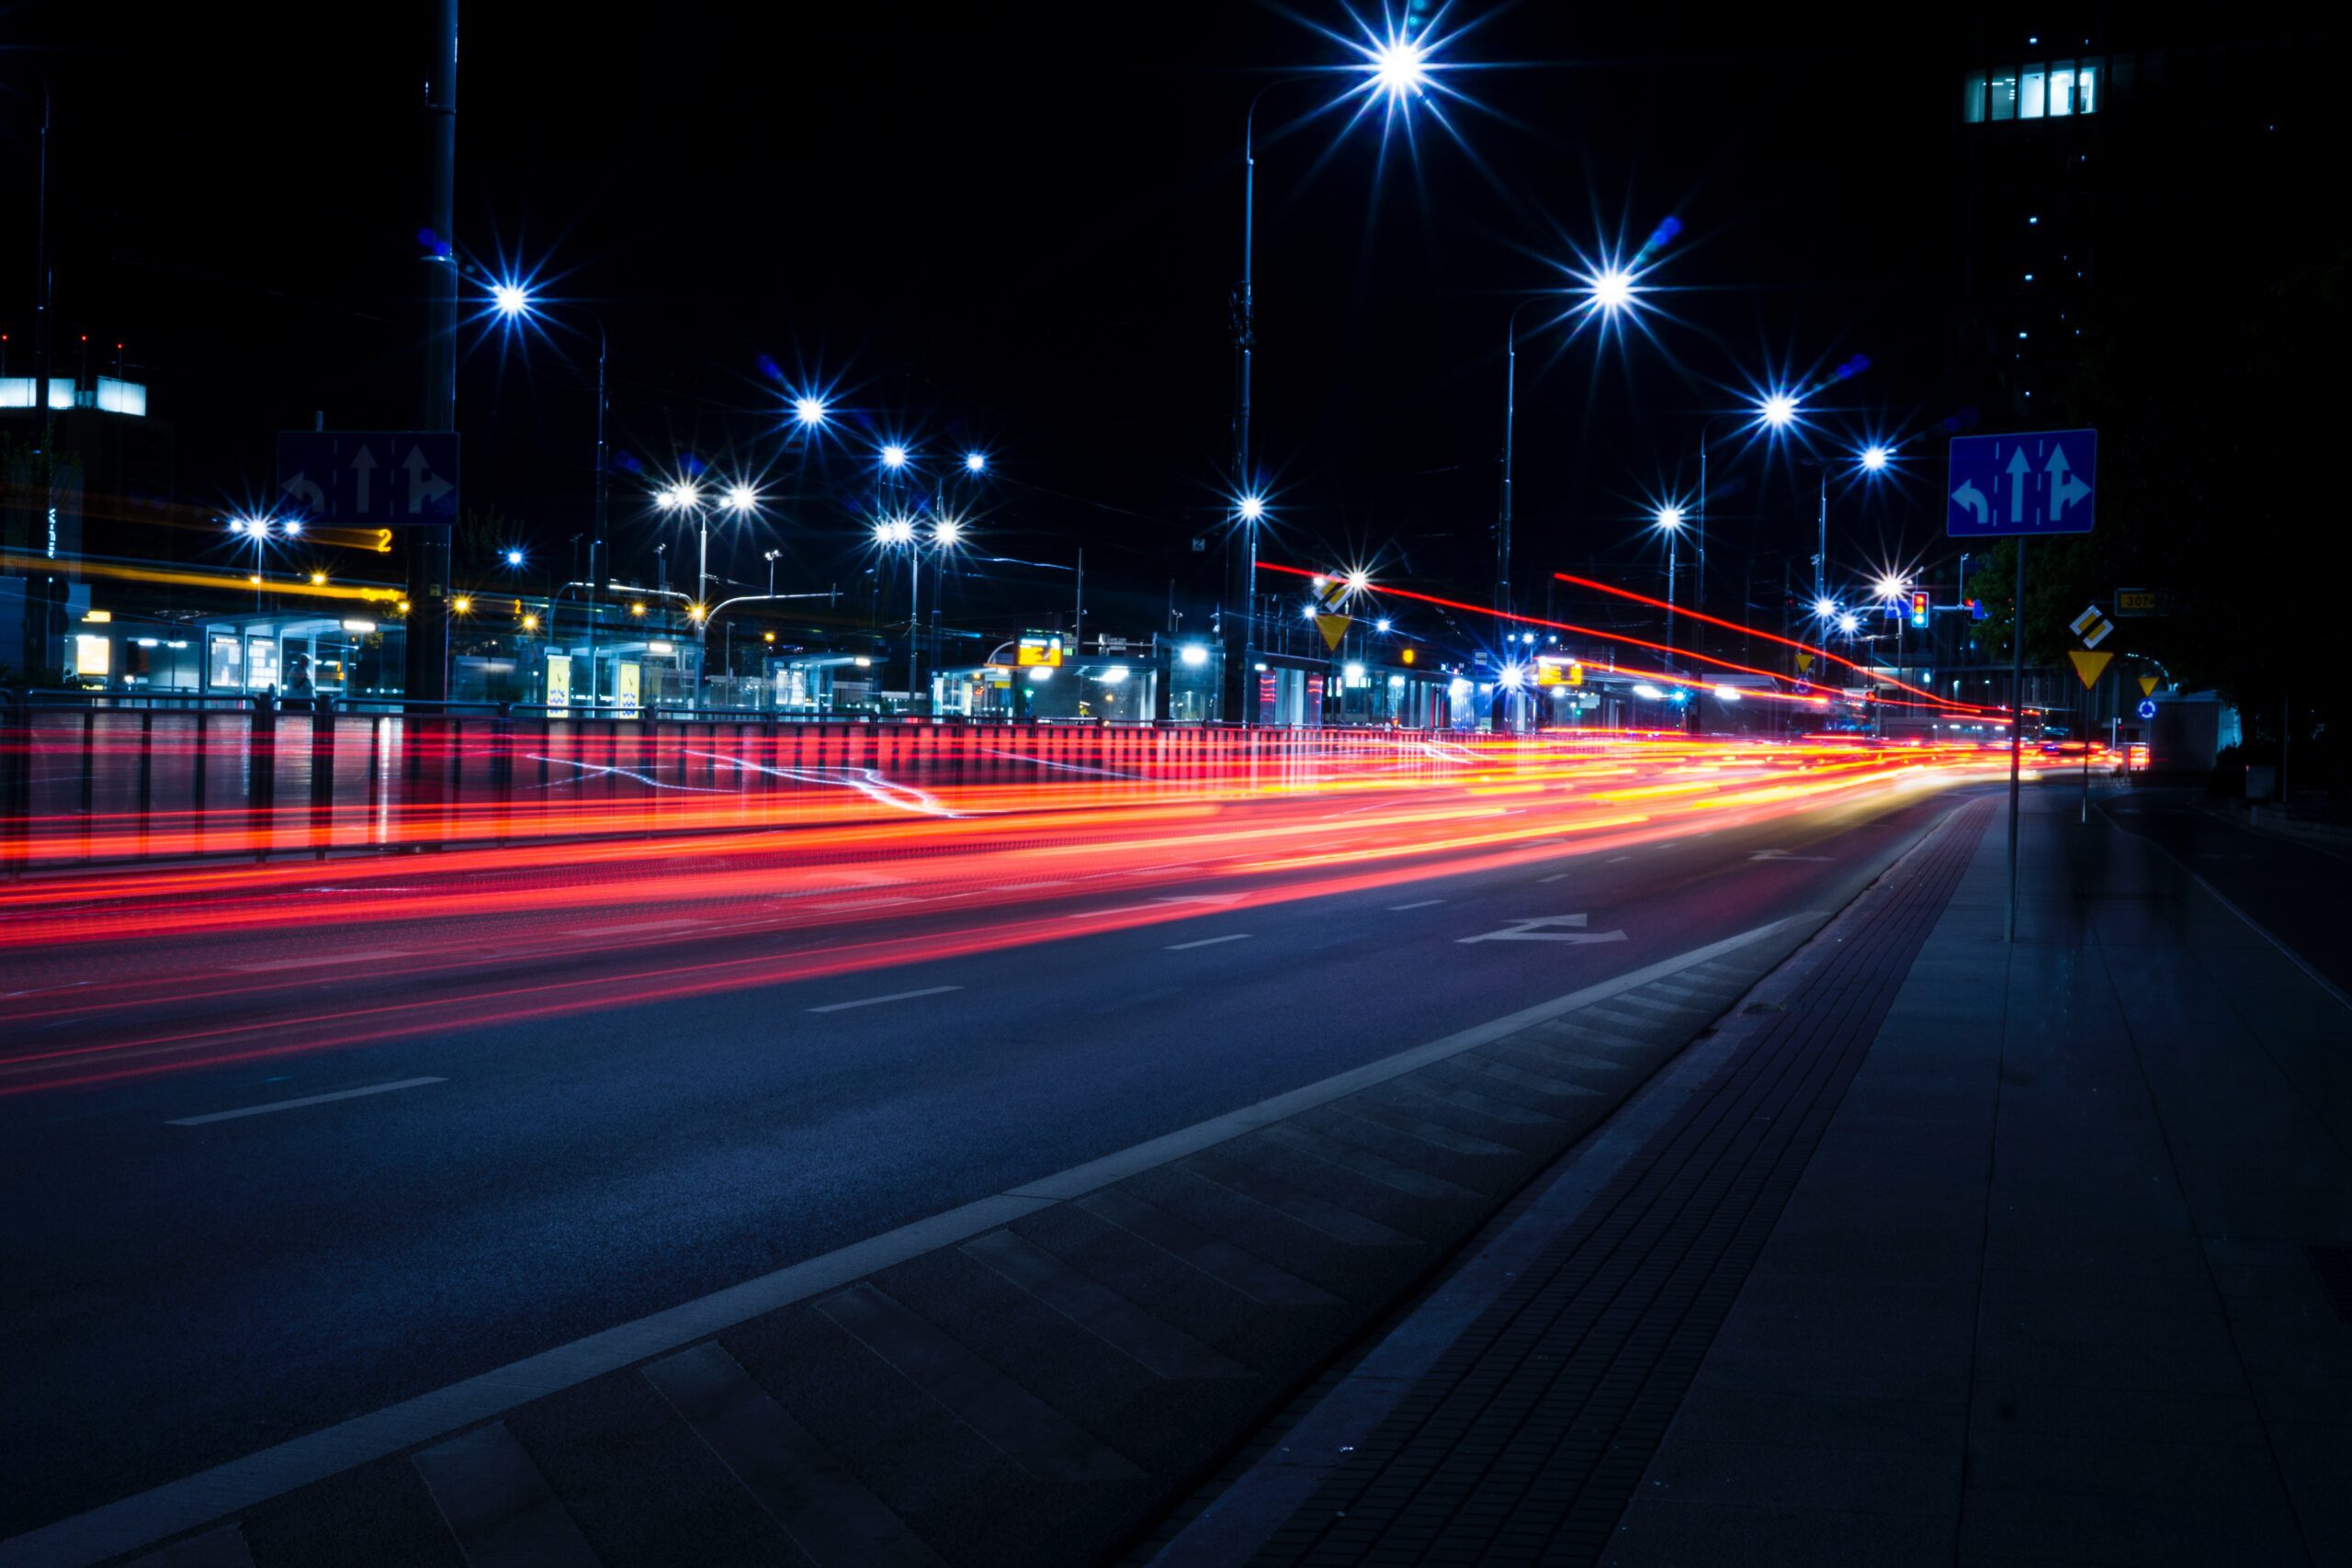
[
  {"x1": 2082, "y1": 663, "x2": 2092, "y2": 824},
  {"x1": 2007, "y1": 539, "x2": 2025, "y2": 943}
]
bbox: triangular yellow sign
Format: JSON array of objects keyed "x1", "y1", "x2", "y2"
[
  {"x1": 2139, "y1": 675, "x2": 2159, "y2": 697},
  {"x1": 1316, "y1": 614, "x2": 1350, "y2": 652},
  {"x1": 2067, "y1": 649, "x2": 2113, "y2": 690},
  {"x1": 1795, "y1": 651, "x2": 1815, "y2": 673}
]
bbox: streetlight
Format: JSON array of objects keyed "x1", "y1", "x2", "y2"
[
  {"x1": 872, "y1": 514, "x2": 959, "y2": 704},
  {"x1": 1227, "y1": 28, "x2": 1461, "y2": 724},
  {"x1": 1690, "y1": 387, "x2": 1807, "y2": 628},
  {"x1": 880, "y1": 444, "x2": 908, "y2": 470},
  {"x1": 483, "y1": 276, "x2": 611, "y2": 709},
  {"x1": 1860, "y1": 444, "x2": 1890, "y2": 471},
  {"x1": 793, "y1": 396, "x2": 828, "y2": 429},
  {"x1": 1501, "y1": 266, "x2": 1641, "y2": 619},
  {"x1": 1655, "y1": 504, "x2": 1685, "y2": 661},
  {"x1": 963, "y1": 451, "x2": 986, "y2": 474},
  {"x1": 655, "y1": 479, "x2": 760, "y2": 686}
]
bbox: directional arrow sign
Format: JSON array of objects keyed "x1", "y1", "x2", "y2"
[
  {"x1": 1946, "y1": 429, "x2": 2096, "y2": 537},
  {"x1": 2067, "y1": 649, "x2": 2113, "y2": 690},
  {"x1": 1457, "y1": 913, "x2": 1627, "y2": 945},
  {"x1": 277, "y1": 432, "x2": 459, "y2": 525}
]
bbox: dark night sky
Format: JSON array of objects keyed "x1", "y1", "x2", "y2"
[{"x1": 6, "y1": 2, "x2": 1970, "y2": 636}]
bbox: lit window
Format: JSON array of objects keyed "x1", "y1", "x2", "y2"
[
  {"x1": 2048, "y1": 62, "x2": 2075, "y2": 117},
  {"x1": 1989, "y1": 73, "x2": 2017, "y2": 120},
  {"x1": 1963, "y1": 73, "x2": 1987, "y2": 123},
  {"x1": 2020, "y1": 67, "x2": 2047, "y2": 118},
  {"x1": 2075, "y1": 62, "x2": 2098, "y2": 113}
]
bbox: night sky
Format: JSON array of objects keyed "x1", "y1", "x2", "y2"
[{"x1": 7, "y1": 3, "x2": 1966, "y2": 636}]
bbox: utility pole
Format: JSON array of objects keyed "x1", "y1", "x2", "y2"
[{"x1": 405, "y1": 0, "x2": 459, "y2": 702}]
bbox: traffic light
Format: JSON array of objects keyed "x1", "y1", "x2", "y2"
[{"x1": 1908, "y1": 591, "x2": 1929, "y2": 628}]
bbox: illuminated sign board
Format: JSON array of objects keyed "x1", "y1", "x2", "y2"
[
  {"x1": 1534, "y1": 658, "x2": 1584, "y2": 687},
  {"x1": 1016, "y1": 635, "x2": 1064, "y2": 668}
]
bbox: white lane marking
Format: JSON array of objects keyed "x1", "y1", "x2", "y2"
[
  {"x1": 227, "y1": 948, "x2": 410, "y2": 973},
  {"x1": 167, "y1": 1077, "x2": 446, "y2": 1126},
  {"x1": 20, "y1": 918, "x2": 1801, "y2": 1568},
  {"x1": 1167, "y1": 933, "x2": 1252, "y2": 952},
  {"x1": 1388, "y1": 899, "x2": 1445, "y2": 910},
  {"x1": 806, "y1": 985, "x2": 963, "y2": 1014},
  {"x1": 1607, "y1": 856, "x2": 1633, "y2": 863},
  {"x1": 1748, "y1": 848, "x2": 1834, "y2": 863},
  {"x1": 567, "y1": 918, "x2": 707, "y2": 938},
  {"x1": 1459, "y1": 914, "x2": 1627, "y2": 946},
  {"x1": 1538, "y1": 873, "x2": 1570, "y2": 883}
]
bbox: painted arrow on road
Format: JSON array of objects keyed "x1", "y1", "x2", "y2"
[{"x1": 1457, "y1": 913, "x2": 1627, "y2": 945}]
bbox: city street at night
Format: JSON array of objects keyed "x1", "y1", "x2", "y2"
[{"x1": 3, "y1": 3, "x2": 2344, "y2": 1565}]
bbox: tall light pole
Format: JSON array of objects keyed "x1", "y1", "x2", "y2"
[
  {"x1": 654, "y1": 480, "x2": 758, "y2": 694},
  {"x1": 1226, "y1": 30, "x2": 1443, "y2": 724},
  {"x1": 489, "y1": 281, "x2": 612, "y2": 707},
  {"x1": 1655, "y1": 505, "x2": 1684, "y2": 663}
]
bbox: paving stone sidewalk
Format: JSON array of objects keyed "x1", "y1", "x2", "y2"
[{"x1": 1164, "y1": 788, "x2": 2351, "y2": 1566}]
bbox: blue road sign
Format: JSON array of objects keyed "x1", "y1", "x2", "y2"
[
  {"x1": 2138, "y1": 697, "x2": 2158, "y2": 720},
  {"x1": 1945, "y1": 428, "x2": 2096, "y2": 537},
  {"x1": 277, "y1": 432, "x2": 460, "y2": 525}
]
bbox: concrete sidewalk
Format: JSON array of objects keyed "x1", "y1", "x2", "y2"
[{"x1": 1154, "y1": 787, "x2": 2351, "y2": 1565}]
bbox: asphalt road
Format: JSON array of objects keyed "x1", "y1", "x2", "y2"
[{"x1": 0, "y1": 778, "x2": 1983, "y2": 1542}]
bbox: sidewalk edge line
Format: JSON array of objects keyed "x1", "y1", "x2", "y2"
[{"x1": 0, "y1": 919, "x2": 1796, "y2": 1568}]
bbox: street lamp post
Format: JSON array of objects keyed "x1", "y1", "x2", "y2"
[{"x1": 1655, "y1": 505, "x2": 1684, "y2": 663}]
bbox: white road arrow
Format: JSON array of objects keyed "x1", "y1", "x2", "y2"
[
  {"x1": 2005, "y1": 446, "x2": 2032, "y2": 524},
  {"x1": 279, "y1": 471, "x2": 325, "y2": 511},
  {"x1": 1457, "y1": 913, "x2": 1628, "y2": 945},
  {"x1": 1950, "y1": 479, "x2": 1989, "y2": 525},
  {"x1": 404, "y1": 445, "x2": 454, "y2": 514},
  {"x1": 2046, "y1": 445, "x2": 2090, "y2": 518},
  {"x1": 350, "y1": 446, "x2": 377, "y2": 513}
]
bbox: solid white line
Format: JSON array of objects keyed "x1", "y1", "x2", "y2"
[
  {"x1": 805, "y1": 985, "x2": 963, "y2": 1014},
  {"x1": 1388, "y1": 898, "x2": 1445, "y2": 910},
  {"x1": 1538, "y1": 873, "x2": 1570, "y2": 883},
  {"x1": 1607, "y1": 856, "x2": 1632, "y2": 863},
  {"x1": 1166, "y1": 933, "x2": 1252, "y2": 952},
  {"x1": 6, "y1": 918, "x2": 1798, "y2": 1568},
  {"x1": 167, "y1": 1078, "x2": 446, "y2": 1126}
]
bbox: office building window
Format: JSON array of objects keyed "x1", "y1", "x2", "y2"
[
  {"x1": 1966, "y1": 59, "x2": 2100, "y2": 124},
  {"x1": 2020, "y1": 67, "x2": 2047, "y2": 118}
]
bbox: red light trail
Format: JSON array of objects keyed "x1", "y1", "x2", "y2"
[{"x1": 0, "y1": 730, "x2": 2046, "y2": 1097}]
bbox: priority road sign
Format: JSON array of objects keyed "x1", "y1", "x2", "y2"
[
  {"x1": 277, "y1": 432, "x2": 459, "y2": 525},
  {"x1": 1946, "y1": 428, "x2": 2096, "y2": 537},
  {"x1": 2070, "y1": 604, "x2": 2113, "y2": 649}
]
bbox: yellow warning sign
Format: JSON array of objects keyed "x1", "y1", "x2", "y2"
[
  {"x1": 1795, "y1": 651, "x2": 1815, "y2": 673},
  {"x1": 2138, "y1": 675, "x2": 2159, "y2": 698},
  {"x1": 1316, "y1": 614, "x2": 1350, "y2": 652},
  {"x1": 2067, "y1": 649, "x2": 2113, "y2": 690}
]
